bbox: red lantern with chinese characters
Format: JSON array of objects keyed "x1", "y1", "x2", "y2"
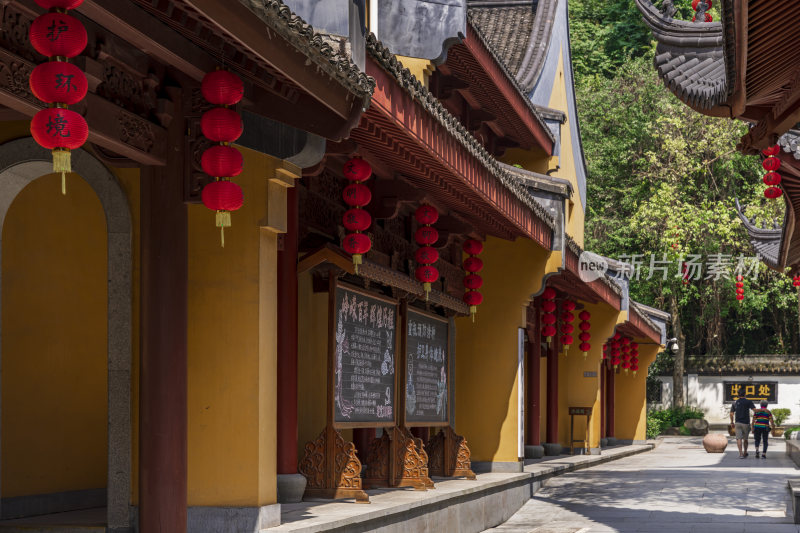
[
  {"x1": 765, "y1": 186, "x2": 783, "y2": 199},
  {"x1": 29, "y1": 2, "x2": 88, "y2": 195},
  {"x1": 198, "y1": 70, "x2": 245, "y2": 246},
  {"x1": 578, "y1": 310, "x2": 591, "y2": 357},
  {"x1": 339, "y1": 158, "x2": 373, "y2": 271},
  {"x1": 415, "y1": 205, "x2": 440, "y2": 299},
  {"x1": 462, "y1": 239, "x2": 484, "y2": 321},
  {"x1": 763, "y1": 172, "x2": 781, "y2": 186},
  {"x1": 29, "y1": 61, "x2": 87, "y2": 105},
  {"x1": 762, "y1": 145, "x2": 780, "y2": 157},
  {"x1": 30, "y1": 12, "x2": 87, "y2": 58},
  {"x1": 763, "y1": 156, "x2": 781, "y2": 172},
  {"x1": 342, "y1": 208, "x2": 372, "y2": 232},
  {"x1": 541, "y1": 287, "x2": 557, "y2": 344}
]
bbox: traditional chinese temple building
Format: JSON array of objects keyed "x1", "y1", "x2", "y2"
[
  {"x1": 636, "y1": 0, "x2": 800, "y2": 275},
  {"x1": 0, "y1": 0, "x2": 666, "y2": 531}
]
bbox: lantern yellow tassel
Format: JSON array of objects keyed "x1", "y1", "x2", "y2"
[
  {"x1": 53, "y1": 148, "x2": 71, "y2": 195},
  {"x1": 216, "y1": 210, "x2": 231, "y2": 248},
  {"x1": 424, "y1": 282, "x2": 431, "y2": 301},
  {"x1": 352, "y1": 253, "x2": 363, "y2": 274},
  {"x1": 470, "y1": 305, "x2": 477, "y2": 323}
]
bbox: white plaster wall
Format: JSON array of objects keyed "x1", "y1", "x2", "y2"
[{"x1": 653, "y1": 375, "x2": 800, "y2": 425}]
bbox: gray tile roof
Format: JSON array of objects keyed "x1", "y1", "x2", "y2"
[
  {"x1": 634, "y1": 0, "x2": 730, "y2": 111},
  {"x1": 734, "y1": 198, "x2": 783, "y2": 270},
  {"x1": 778, "y1": 130, "x2": 800, "y2": 160},
  {"x1": 467, "y1": 0, "x2": 556, "y2": 93}
]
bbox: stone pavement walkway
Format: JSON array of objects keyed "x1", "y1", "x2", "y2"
[{"x1": 483, "y1": 436, "x2": 800, "y2": 533}]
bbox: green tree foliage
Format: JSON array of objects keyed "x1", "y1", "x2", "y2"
[{"x1": 570, "y1": 1, "x2": 800, "y2": 358}]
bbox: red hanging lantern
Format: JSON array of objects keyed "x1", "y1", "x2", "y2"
[
  {"x1": 463, "y1": 239, "x2": 484, "y2": 255},
  {"x1": 35, "y1": 0, "x2": 85, "y2": 8},
  {"x1": 414, "y1": 246, "x2": 439, "y2": 265},
  {"x1": 201, "y1": 107, "x2": 243, "y2": 143},
  {"x1": 542, "y1": 300, "x2": 556, "y2": 313},
  {"x1": 414, "y1": 205, "x2": 439, "y2": 225},
  {"x1": 201, "y1": 70, "x2": 244, "y2": 106},
  {"x1": 542, "y1": 325, "x2": 557, "y2": 338},
  {"x1": 563, "y1": 300, "x2": 576, "y2": 312},
  {"x1": 463, "y1": 290, "x2": 483, "y2": 307},
  {"x1": 793, "y1": 275, "x2": 800, "y2": 287},
  {"x1": 463, "y1": 256, "x2": 483, "y2": 273},
  {"x1": 201, "y1": 145, "x2": 243, "y2": 178},
  {"x1": 199, "y1": 70, "x2": 245, "y2": 246},
  {"x1": 29, "y1": 2, "x2": 89, "y2": 195},
  {"x1": 343, "y1": 158, "x2": 372, "y2": 182},
  {"x1": 414, "y1": 205, "x2": 440, "y2": 299},
  {"x1": 414, "y1": 226, "x2": 439, "y2": 246},
  {"x1": 343, "y1": 183, "x2": 372, "y2": 206},
  {"x1": 29, "y1": 61, "x2": 87, "y2": 105},
  {"x1": 762, "y1": 145, "x2": 780, "y2": 157},
  {"x1": 736, "y1": 275, "x2": 744, "y2": 302},
  {"x1": 541, "y1": 314, "x2": 557, "y2": 325},
  {"x1": 578, "y1": 310, "x2": 591, "y2": 357},
  {"x1": 611, "y1": 357, "x2": 621, "y2": 367},
  {"x1": 343, "y1": 232, "x2": 372, "y2": 256},
  {"x1": 560, "y1": 335, "x2": 574, "y2": 346},
  {"x1": 342, "y1": 208, "x2": 372, "y2": 232},
  {"x1": 416, "y1": 265, "x2": 439, "y2": 284},
  {"x1": 463, "y1": 274, "x2": 483, "y2": 290},
  {"x1": 763, "y1": 157, "x2": 781, "y2": 172},
  {"x1": 201, "y1": 179, "x2": 244, "y2": 246},
  {"x1": 30, "y1": 12, "x2": 87, "y2": 58},
  {"x1": 559, "y1": 302, "x2": 576, "y2": 355},
  {"x1": 561, "y1": 323, "x2": 574, "y2": 334},
  {"x1": 763, "y1": 172, "x2": 781, "y2": 186},
  {"x1": 541, "y1": 287, "x2": 556, "y2": 344},
  {"x1": 765, "y1": 186, "x2": 783, "y2": 199}
]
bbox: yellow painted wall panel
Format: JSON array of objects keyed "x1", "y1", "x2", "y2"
[
  {"x1": 615, "y1": 343, "x2": 660, "y2": 441},
  {"x1": 2, "y1": 173, "x2": 107, "y2": 497},
  {"x1": 187, "y1": 147, "x2": 281, "y2": 506},
  {"x1": 455, "y1": 237, "x2": 551, "y2": 463}
]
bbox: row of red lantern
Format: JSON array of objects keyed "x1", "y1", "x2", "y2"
[
  {"x1": 414, "y1": 205, "x2": 439, "y2": 300},
  {"x1": 761, "y1": 145, "x2": 783, "y2": 199},
  {"x1": 199, "y1": 70, "x2": 245, "y2": 247},
  {"x1": 602, "y1": 334, "x2": 639, "y2": 375},
  {"x1": 735, "y1": 274, "x2": 744, "y2": 301},
  {"x1": 560, "y1": 300, "x2": 576, "y2": 354},
  {"x1": 29, "y1": 0, "x2": 90, "y2": 195},
  {"x1": 541, "y1": 288, "x2": 557, "y2": 343},
  {"x1": 341, "y1": 158, "x2": 373, "y2": 273},
  {"x1": 463, "y1": 239, "x2": 484, "y2": 321},
  {"x1": 578, "y1": 311, "x2": 591, "y2": 357}
]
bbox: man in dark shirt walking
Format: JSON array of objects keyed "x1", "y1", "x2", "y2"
[{"x1": 730, "y1": 393, "x2": 756, "y2": 458}]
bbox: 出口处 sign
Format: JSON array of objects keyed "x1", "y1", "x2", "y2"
[
  {"x1": 723, "y1": 381, "x2": 777, "y2": 403},
  {"x1": 333, "y1": 284, "x2": 397, "y2": 425}
]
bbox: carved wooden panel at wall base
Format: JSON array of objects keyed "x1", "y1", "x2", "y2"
[
  {"x1": 298, "y1": 425, "x2": 369, "y2": 502},
  {"x1": 426, "y1": 426, "x2": 476, "y2": 479},
  {"x1": 362, "y1": 427, "x2": 434, "y2": 490}
]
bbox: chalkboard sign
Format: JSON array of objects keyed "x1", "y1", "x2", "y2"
[
  {"x1": 333, "y1": 284, "x2": 397, "y2": 426},
  {"x1": 405, "y1": 309, "x2": 449, "y2": 425}
]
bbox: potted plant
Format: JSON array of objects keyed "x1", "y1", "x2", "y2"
[{"x1": 772, "y1": 408, "x2": 791, "y2": 437}]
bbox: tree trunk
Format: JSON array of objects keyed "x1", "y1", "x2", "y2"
[{"x1": 669, "y1": 294, "x2": 686, "y2": 408}]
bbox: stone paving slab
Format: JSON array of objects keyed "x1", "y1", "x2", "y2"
[
  {"x1": 267, "y1": 445, "x2": 653, "y2": 532},
  {"x1": 483, "y1": 436, "x2": 800, "y2": 533}
]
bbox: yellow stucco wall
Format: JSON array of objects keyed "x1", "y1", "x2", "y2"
[
  {"x1": 455, "y1": 237, "x2": 551, "y2": 463},
  {"x1": 296, "y1": 270, "x2": 330, "y2": 461},
  {"x1": 187, "y1": 146, "x2": 289, "y2": 506},
  {"x1": 555, "y1": 303, "x2": 620, "y2": 449},
  {"x1": 614, "y1": 342, "x2": 659, "y2": 441},
  {"x1": 2, "y1": 172, "x2": 108, "y2": 497}
]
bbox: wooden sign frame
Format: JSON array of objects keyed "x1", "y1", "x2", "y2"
[
  {"x1": 401, "y1": 303, "x2": 451, "y2": 428},
  {"x1": 329, "y1": 278, "x2": 399, "y2": 430}
]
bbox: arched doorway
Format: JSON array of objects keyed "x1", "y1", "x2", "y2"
[{"x1": 0, "y1": 138, "x2": 131, "y2": 531}]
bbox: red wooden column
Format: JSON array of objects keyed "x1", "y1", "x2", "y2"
[
  {"x1": 600, "y1": 359, "x2": 606, "y2": 439},
  {"x1": 607, "y1": 363, "x2": 616, "y2": 438},
  {"x1": 277, "y1": 186, "x2": 299, "y2": 474},
  {"x1": 526, "y1": 328, "x2": 541, "y2": 446},
  {"x1": 139, "y1": 88, "x2": 188, "y2": 533},
  {"x1": 545, "y1": 333, "x2": 559, "y2": 444}
]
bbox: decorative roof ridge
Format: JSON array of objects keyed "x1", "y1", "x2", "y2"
[
  {"x1": 515, "y1": 0, "x2": 557, "y2": 92},
  {"x1": 633, "y1": 301, "x2": 671, "y2": 321},
  {"x1": 365, "y1": 32, "x2": 557, "y2": 232},
  {"x1": 465, "y1": 15, "x2": 555, "y2": 145},
  {"x1": 498, "y1": 162, "x2": 572, "y2": 196},
  {"x1": 239, "y1": 0, "x2": 376, "y2": 100},
  {"x1": 734, "y1": 198, "x2": 783, "y2": 237},
  {"x1": 563, "y1": 236, "x2": 623, "y2": 296},
  {"x1": 634, "y1": 0, "x2": 723, "y2": 46},
  {"x1": 630, "y1": 301, "x2": 663, "y2": 335},
  {"x1": 534, "y1": 105, "x2": 566, "y2": 123}
]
